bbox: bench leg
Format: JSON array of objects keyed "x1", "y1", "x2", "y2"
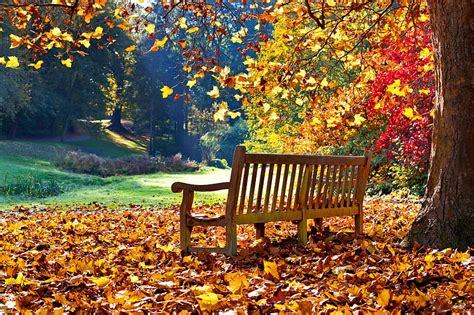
[
  {"x1": 180, "y1": 224, "x2": 192, "y2": 254},
  {"x1": 255, "y1": 223, "x2": 265, "y2": 239},
  {"x1": 226, "y1": 224, "x2": 238, "y2": 256},
  {"x1": 297, "y1": 220, "x2": 308, "y2": 244},
  {"x1": 355, "y1": 215, "x2": 363, "y2": 235}
]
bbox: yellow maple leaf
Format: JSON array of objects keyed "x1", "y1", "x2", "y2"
[
  {"x1": 129, "y1": 274, "x2": 140, "y2": 283},
  {"x1": 419, "y1": 14, "x2": 429, "y2": 22},
  {"x1": 187, "y1": 26, "x2": 199, "y2": 34},
  {"x1": 182, "y1": 65, "x2": 192, "y2": 72},
  {"x1": 144, "y1": 23, "x2": 155, "y2": 34},
  {"x1": 419, "y1": 47, "x2": 431, "y2": 59},
  {"x1": 226, "y1": 273, "x2": 249, "y2": 293},
  {"x1": 5, "y1": 56, "x2": 20, "y2": 68},
  {"x1": 61, "y1": 58, "x2": 73, "y2": 68},
  {"x1": 9, "y1": 34, "x2": 22, "y2": 48},
  {"x1": 50, "y1": 27, "x2": 62, "y2": 37},
  {"x1": 0, "y1": 57, "x2": 5, "y2": 65},
  {"x1": 386, "y1": 80, "x2": 413, "y2": 96},
  {"x1": 376, "y1": 289, "x2": 391, "y2": 308},
  {"x1": 263, "y1": 260, "x2": 279, "y2": 279},
  {"x1": 326, "y1": 117, "x2": 338, "y2": 128},
  {"x1": 207, "y1": 86, "x2": 220, "y2": 99},
  {"x1": 28, "y1": 60, "x2": 44, "y2": 69},
  {"x1": 79, "y1": 39, "x2": 91, "y2": 48},
  {"x1": 89, "y1": 276, "x2": 110, "y2": 288},
  {"x1": 5, "y1": 272, "x2": 26, "y2": 285},
  {"x1": 320, "y1": 77, "x2": 329, "y2": 87},
  {"x1": 403, "y1": 107, "x2": 414, "y2": 119},
  {"x1": 196, "y1": 292, "x2": 219, "y2": 311},
  {"x1": 213, "y1": 101, "x2": 228, "y2": 121},
  {"x1": 353, "y1": 114, "x2": 366, "y2": 126},
  {"x1": 148, "y1": 37, "x2": 168, "y2": 52},
  {"x1": 268, "y1": 112, "x2": 279, "y2": 121},
  {"x1": 177, "y1": 17, "x2": 187, "y2": 29},
  {"x1": 160, "y1": 85, "x2": 173, "y2": 98},
  {"x1": 125, "y1": 45, "x2": 136, "y2": 52},
  {"x1": 263, "y1": 103, "x2": 271, "y2": 113},
  {"x1": 91, "y1": 26, "x2": 104, "y2": 39},
  {"x1": 186, "y1": 79, "x2": 197, "y2": 88},
  {"x1": 418, "y1": 89, "x2": 430, "y2": 95},
  {"x1": 231, "y1": 33, "x2": 242, "y2": 43},
  {"x1": 61, "y1": 32, "x2": 73, "y2": 42}
]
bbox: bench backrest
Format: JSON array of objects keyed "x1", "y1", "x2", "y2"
[{"x1": 225, "y1": 146, "x2": 371, "y2": 222}]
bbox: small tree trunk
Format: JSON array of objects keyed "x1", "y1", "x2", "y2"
[
  {"x1": 9, "y1": 119, "x2": 17, "y2": 138},
  {"x1": 404, "y1": 0, "x2": 474, "y2": 249},
  {"x1": 60, "y1": 116, "x2": 70, "y2": 143},
  {"x1": 148, "y1": 102, "x2": 156, "y2": 156}
]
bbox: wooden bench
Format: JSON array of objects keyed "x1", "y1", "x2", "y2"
[{"x1": 171, "y1": 145, "x2": 371, "y2": 255}]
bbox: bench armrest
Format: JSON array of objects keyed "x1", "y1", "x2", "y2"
[{"x1": 171, "y1": 182, "x2": 230, "y2": 193}]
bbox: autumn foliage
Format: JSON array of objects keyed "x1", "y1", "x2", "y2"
[{"x1": 1, "y1": 200, "x2": 472, "y2": 313}]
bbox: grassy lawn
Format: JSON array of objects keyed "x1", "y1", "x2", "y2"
[{"x1": 0, "y1": 136, "x2": 229, "y2": 209}]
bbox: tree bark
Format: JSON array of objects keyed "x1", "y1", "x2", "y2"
[
  {"x1": 108, "y1": 104, "x2": 126, "y2": 132},
  {"x1": 404, "y1": 0, "x2": 474, "y2": 249}
]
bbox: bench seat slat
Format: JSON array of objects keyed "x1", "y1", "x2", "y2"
[
  {"x1": 236, "y1": 211, "x2": 302, "y2": 224},
  {"x1": 305, "y1": 206, "x2": 359, "y2": 218}
]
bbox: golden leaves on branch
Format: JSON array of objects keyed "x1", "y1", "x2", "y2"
[{"x1": 160, "y1": 85, "x2": 174, "y2": 98}]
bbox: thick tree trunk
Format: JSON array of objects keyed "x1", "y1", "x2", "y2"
[
  {"x1": 108, "y1": 105, "x2": 127, "y2": 133},
  {"x1": 404, "y1": 0, "x2": 474, "y2": 249}
]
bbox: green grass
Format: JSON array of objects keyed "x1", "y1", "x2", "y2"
[
  {"x1": 70, "y1": 130, "x2": 147, "y2": 158},
  {"x1": 0, "y1": 136, "x2": 228, "y2": 209}
]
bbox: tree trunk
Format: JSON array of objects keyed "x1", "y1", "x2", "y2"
[
  {"x1": 404, "y1": 0, "x2": 474, "y2": 249},
  {"x1": 108, "y1": 104, "x2": 127, "y2": 133}
]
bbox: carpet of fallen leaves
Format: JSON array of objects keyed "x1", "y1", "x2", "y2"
[{"x1": 0, "y1": 198, "x2": 472, "y2": 314}]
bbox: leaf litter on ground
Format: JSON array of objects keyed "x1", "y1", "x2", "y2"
[{"x1": 0, "y1": 199, "x2": 472, "y2": 313}]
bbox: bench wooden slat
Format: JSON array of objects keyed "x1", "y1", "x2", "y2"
[
  {"x1": 294, "y1": 164, "x2": 305, "y2": 210},
  {"x1": 287, "y1": 164, "x2": 297, "y2": 211},
  {"x1": 349, "y1": 165, "x2": 357, "y2": 207},
  {"x1": 247, "y1": 163, "x2": 258, "y2": 214},
  {"x1": 314, "y1": 164, "x2": 326, "y2": 209},
  {"x1": 279, "y1": 164, "x2": 290, "y2": 211},
  {"x1": 271, "y1": 164, "x2": 282, "y2": 213},
  {"x1": 322, "y1": 165, "x2": 333, "y2": 208},
  {"x1": 340, "y1": 165, "x2": 349, "y2": 207},
  {"x1": 328, "y1": 165, "x2": 338, "y2": 208},
  {"x1": 334, "y1": 165, "x2": 343, "y2": 207},
  {"x1": 255, "y1": 164, "x2": 266, "y2": 213},
  {"x1": 246, "y1": 153, "x2": 367, "y2": 165},
  {"x1": 309, "y1": 164, "x2": 319, "y2": 208},
  {"x1": 238, "y1": 163, "x2": 250, "y2": 214},
  {"x1": 263, "y1": 164, "x2": 274, "y2": 213}
]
